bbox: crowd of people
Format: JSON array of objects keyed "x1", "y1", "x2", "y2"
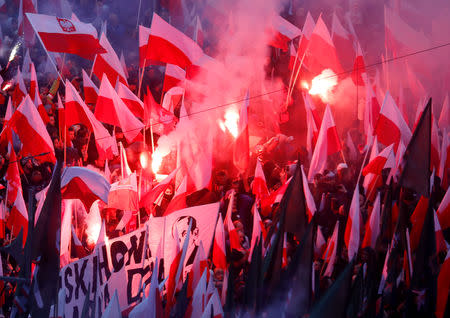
[{"x1": 0, "y1": 0, "x2": 448, "y2": 317}]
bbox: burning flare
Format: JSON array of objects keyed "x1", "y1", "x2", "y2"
[
  {"x1": 152, "y1": 150, "x2": 164, "y2": 174},
  {"x1": 218, "y1": 108, "x2": 240, "y2": 138},
  {"x1": 306, "y1": 69, "x2": 338, "y2": 103},
  {"x1": 140, "y1": 152, "x2": 149, "y2": 169}
]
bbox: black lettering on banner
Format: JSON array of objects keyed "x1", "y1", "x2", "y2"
[
  {"x1": 74, "y1": 259, "x2": 88, "y2": 300},
  {"x1": 103, "y1": 284, "x2": 111, "y2": 308},
  {"x1": 98, "y1": 245, "x2": 112, "y2": 285},
  {"x1": 110, "y1": 240, "x2": 128, "y2": 272},
  {"x1": 72, "y1": 306, "x2": 79, "y2": 318},
  {"x1": 126, "y1": 232, "x2": 145, "y2": 265},
  {"x1": 126, "y1": 265, "x2": 151, "y2": 304},
  {"x1": 64, "y1": 267, "x2": 73, "y2": 303},
  {"x1": 92, "y1": 255, "x2": 98, "y2": 295}
]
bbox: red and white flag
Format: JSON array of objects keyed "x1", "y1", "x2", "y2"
[
  {"x1": 18, "y1": 0, "x2": 37, "y2": 47},
  {"x1": 252, "y1": 160, "x2": 269, "y2": 201},
  {"x1": 65, "y1": 80, "x2": 116, "y2": 159},
  {"x1": 224, "y1": 191, "x2": 241, "y2": 251},
  {"x1": 344, "y1": 185, "x2": 361, "y2": 260},
  {"x1": 6, "y1": 188, "x2": 28, "y2": 241},
  {"x1": 163, "y1": 64, "x2": 186, "y2": 93},
  {"x1": 233, "y1": 91, "x2": 250, "y2": 173},
  {"x1": 139, "y1": 168, "x2": 179, "y2": 210},
  {"x1": 297, "y1": 11, "x2": 315, "y2": 62},
  {"x1": 119, "y1": 51, "x2": 129, "y2": 79},
  {"x1": 438, "y1": 94, "x2": 449, "y2": 131},
  {"x1": 303, "y1": 92, "x2": 320, "y2": 158},
  {"x1": 201, "y1": 289, "x2": 224, "y2": 318},
  {"x1": 433, "y1": 210, "x2": 447, "y2": 256},
  {"x1": 146, "y1": 13, "x2": 204, "y2": 69},
  {"x1": 26, "y1": 13, "x2": 105, "y2": 60},
  {"x1": 213, "y1": 215, "x2": 227, "y2": 270},
  {"x1": 61, "y1": 166, "x2": 111, "y2": 209},
  {"x1": 12, "y1": 69, "x2": 27, "y2": 107},
  {"x1": 92, "y1": 33, "x2": 128, "y2": 84},
  {"x1": 331, "y1": 12, "x2": 355, "y2": 70},
  {"x1": 5, "y1": 149, "x2": 21, "y2": 207},
  {"x1": 117, "y1": 81, "x2": 144, "y2": 119},
  {"x1": 364, "y1": 82, "x2": 381, "y2": 142},
  {"x1": 301, "y1": 165, "x2": 316, "y2": 221},
  {"x1": 363, "y1": 138, "x2": 381, "y2": 198},
  {"x1": 352, "y1": 42, "x2": 367, "y2": 88},
  {"x1": 362, "y1": 143, "x2": 396, "y2": 176},
  {"x1": 4, "y1": 98, "x2": 13, "y2": 122},
  {"x1": 119, "y1": 141, "x2": 132, "y2": 178},
  {"x1": 82, "y1": 69, "x2": 99, "y2": 105},
  {"x1": 323, "y1": 220, "x2": 339, "y2": 277},
  {"x1": 108, "y1": 172, "x2": 139, "y2": 211},
  {"x1": 95, "y1": 75, "x2": 144, "y2": 143},
  {"x1": 164, "y1": 176, "x2": 188, "y2": 216},
  {"x1": 437, "y1": 186, "x2": 450, "y2": 231},
  {"x1": 9, "y1": 95, "x2": 55, "y2": 163},
  {"x1": 436, "y1": 249, "x2": 450, "y2": 318},
  {"x1": 190, "y1": 269, "x2": 208, "y2": 318},
  {"x1": 34, "y1": 87, "x2": 50, "y2": 125},
  {"x1": 249, "y1": 203, "x2": 265, "y2": 259},
  {"x1": 362, "y1": 192, "x2": 381, "y2": 249},
  {"x1": 138, "y1": 25, "x2": 153, "y2": 68},
  {"x1": 268, "y1": 15, "x2": 302, "y2": 51},
  {"x1": 438, "y1": 130, "x2": 449, "y2": 189},
  {"x1": 374, "y1": 91, "x2": 412, "y2": 148},
  {"x1": 304, "y1": 16, "x2": 343, "y2": 75},
  {"x1": 29, "y1": 62, "x2": 38, "y2": 100},
  {"x1": 308, "y1": 105, "x2": 342, "y2": 181}
]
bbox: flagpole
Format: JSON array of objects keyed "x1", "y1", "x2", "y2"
[
  {"x1": 137, "y1": 59, "x2": 146, "y2": 99},
  {"x1": 136, "y1": 0, "x2": 142, "y2": 31},
  {"x1": 90, "y1": 54, "x2": 98, "y2": 79},
  {"x1": 63, "y1": 123, "x2": 67, "y2": 167},
  {"x1": 286, "y1": 40, "x2": 301, "y2": 103}
]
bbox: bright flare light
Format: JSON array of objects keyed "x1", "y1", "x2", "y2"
[
  {"x1": 140, "y1": 152, "x2": 149, "y2": 169},
  {"x1": 86, "y1": 222, "x2": 101, "y2": 245},
  {"x1": 218, "y1": 108, "x2": 239, "y2": 138},
  {"x1": 152, "y1": 150, "x2": 164, "y2": 174},
  {"x1": 301, "y1": 80, "x2": 309, "y2": 90},
  {"x1": 308, "y1": 69, "x2": 338, "y2": 103}
]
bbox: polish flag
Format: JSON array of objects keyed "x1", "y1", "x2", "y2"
[
  {"x1": 163, "y1": 64, "x2": 186, "y2": 93},
  {"x1": 116, "y1": 81, "x2": 144, "y2": 119},
  {"x1": 323, "y1": 220, "x2": 339, "y2": 277},
  {"x1": 164, "y1": 176, "x2": 188, "y2": 216},
  {"x1": 224, "y1": 191, "x2": 241, "y2": 251},
  {"x1": 146, "y1": 13, "x2": 203, "y2": 69},
  {"x1": 362, "y1": 143, "x2": 396, "y2": 176},
  {"x1": 252, "y1": 160, "x2": 269, "y2": 201},
  {"x1": 4, "y1": 98, "x2": 13, "y2": 122},
  {"x1": 301, "y1": 165, "x2": 316, "y2": 221},
  {"x1": 92, "y1": 33, "x2": 128, "y2": 85},
  {"x1": 260, "y1": 178, "x2": 291, "y2": 217},
  {"x1": 119, "y1": 51, "x2": 129, "y2": 79},
  {"x1": 331, "y1": 12, "x2": 355, "y2": 70},
  {"x1": 282, "y1": 232, "x2": 288, "y2": 268},
  {"x1": 410, "y1": 196, "x2": 431, "y2": 250},
  {"x1": 233, "y1": 91, "x2": 250, "y2": 173},
  {"x1": 108, "y1": 172, "x2": 139, "y2": 211},
  {"x1": 362, "y1": 192, "x2": 381, "y2": 249},
  {"x1": 95, "y1": 75, "x2": 144, "y2": 143},
  {"x1": 249, "y1": 203, "x2": 266, "y2": 259},
  {"x1": 297, "y1": 12, "x2": 315, "y2": 63},
  {"x1": 18, "y1": 0, "x2": 36, "y2": 47},
  {"x1": 61, "y1": 166, "x2": 111, "y2": 210},
  {"x1": 364, "y1": 83, "x2": 381, "y2": 142},
  {"x1": 65, "y1": 80, "x2": 116, "y2": 159},
  {"x1": 438, "y1": 131, "x2": 449, "y2": 189},
  {"x1": 6, "y1": 149, "x2": 21, "y2": 207},
  {"x1": 268, "y1": 15, "x2": 302, "y2": 51},
  {"x1": 438, "y1": 94, "x2": 449, "y2": 131},
  {"x1": 431, "y1": 117, "x2": 441, "y2": 172},
  {"x1": 303, "y1": 93, "x2": 320, "y2": 159},
  {"x1": 374, "y1": 91, "x2": 412, "y2": 148},
  {"x1": 344, "y1": 185, "x2": 361, "y2": 260},
  {"x1": 26, "y1": 13, "x2": 105, "y2": 60},
  {"x1": 213, "y1": 215, "x2": 227, "y2": 270},
  {"x1": 82, "y1": 69, "x2": 99, "y2": 105},
  {"x1": 363, "y1": 138, "x2": 381, "y2": 199},
  {"x1": 308, "y1": 105, "x2": 342, "y2": 181},
  {"x1": 304, "y1": 16, "x2": 343, "y2": 75},
  {"x1": 9, "y1": 95, "x2": 55, "y2": 163},
  {"x1": 12, "y1": 69, "x2": 27, "y2": 107},
  {"x1": 6, "y1": 188, "x2": 28, "y2": 242},
  {"x1": 0, "y1": 202, "x2": 6, "y2": 240},
  {"x1": 433, "y1": 210, "x2": 447, "y2": 256},
  {"x1": 288, "y1": 42, "x2": 296, "y2": 71},
  {"x1": 138, "y1": 25, "x2": 152, "y2": 68},
  {"x1": 34, "y1": 87, "x2": 50, "y2": 125},
  {"x1": 436, "y1": 249, "x2": 450, "y2": 318},
  {"x1": 139, "y1": 168, "x2": 179, "y2": 210},
  {"x1": 351, "y1": 42, "x2": 367, "y2": 88},
  {"x1": 201, "y1": 289, "x2": 224, "y2": 318},
  {"x1": 29, "y1": 63, "x2": 38, "y2": 101},
  {"x1": 190, "y1": 269, "x2": 207, "y2": 318},
  {"x1": 437, "y1": 187, "x2": 450, "y2": 230},
  {"x1": 119, "y1": 141, "x2": 132, "y2": 179},
  {"x1": 315, "y1": 226, "x2": 326, "y2": 258},
  {"x1": 189, "y1": 241, "x2": 209, "y2": 297}
]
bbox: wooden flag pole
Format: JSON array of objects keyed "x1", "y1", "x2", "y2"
[{"x1": 137, "y1": 59, "x2": 147, "y2": 99}]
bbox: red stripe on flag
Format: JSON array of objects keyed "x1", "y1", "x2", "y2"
[{"x1": 38, "y1": 32, "x2": 104, "y2": 60}]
